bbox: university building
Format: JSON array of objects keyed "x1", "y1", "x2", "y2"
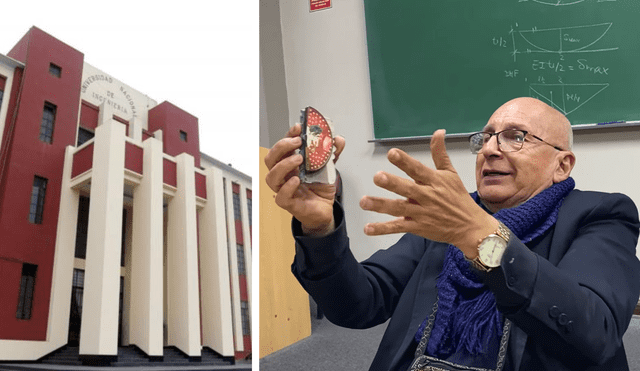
[{"x1": 0, "y1": 27, "x2": 252, "y2": 364}]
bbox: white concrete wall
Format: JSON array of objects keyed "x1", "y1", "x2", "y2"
[
  {"x1": 198, "y1": 159, "x2": 252, "y2": 355},
  {"x1": 274, "y1": 0, "x2": 640, "y2": 262},
  {"x1": 198, "y1": 167, "x2": 235, "y2": 356},
  {"x1": 129, "y1": 137, "x2": 164, "y2": 356},
  {"x1": 0, "y1": 56, "x2": 22, "y2": 155},
  {"x1": 80, "y1": 118, "x2": 126, "y2": 356},
  {"x1": 239, "y1": 183, "x2": 252, "y2": 324},
  {"x1": 224, "y1": 177, "x2": 244, "y2": 352},
  {"x1": 166, "y1": 153, "x2": 202, "y2": 356},
  {"x1": 80, "y1": 63, "x2": 157, "y2": 130}
]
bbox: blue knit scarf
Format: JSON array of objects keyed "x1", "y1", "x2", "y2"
[{"x1": 415, "y1": 177, "x2": 575, "y2": 360}]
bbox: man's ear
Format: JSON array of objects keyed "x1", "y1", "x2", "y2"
[{"x1": 553, "y1": 151, "x2": 576, "y2": 183}]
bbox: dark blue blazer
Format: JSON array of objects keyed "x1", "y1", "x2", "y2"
[{"x1": 292, "y1": 190, "x2": 640, "y2": 370}]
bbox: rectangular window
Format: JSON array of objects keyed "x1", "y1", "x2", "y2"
[
  {"x1": 29, "y1": 176, "x2": 48, "y2": 224},
  {"x1": 237, "y1": 244, "x2": 246, "y2": 275},
  {"x1": 246, "y1": 190, "x2": 252, "y2": 228},
  {"x1": 39, "y1": 102, "x2": 57, "y2": 143},
  {"x1": 70, "y1": 269, "x2": 84, "y2": 321},
  {"x1": 77, "y1": 127, "x2": 94, "y2": 146},
  {"x1": 0, "y1": 75, "x2": 5, "y2": 110},
  {"x1": 74, "y1": 196, "x2": 90, "y2": 259},
  {"x1": 179, "y1": 130, "x2": 187, "y2": 142},
  {"x1": 121, "y1": 208, "x2": 127, "y2": 267},
  {"x1": 241, "y1": 301, "x2": 250, "y2": 336},
  {"x1": 16, "y1": 264, "x2": 37, "y2": 320},
  {"x1": 233, "y1": 189, "x2": 241, "y2": 221},
  {"x1": 49, "y1": 63, "x2": 61, "y2": 78}
]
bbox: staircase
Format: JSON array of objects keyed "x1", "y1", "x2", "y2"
[{"x1": 36, "y1": 345, "x2": 245, "y2": 369}]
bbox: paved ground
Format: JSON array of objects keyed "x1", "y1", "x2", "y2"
[
  {"x1": 261, "y1": 315, "x2": 640, "y2": 370},
  {"x1": 0, "y1": 367, "x2": 251, "y2": 371},
  {"x1": 0, "y1": 361, "x2": 252, "y2": 371}
]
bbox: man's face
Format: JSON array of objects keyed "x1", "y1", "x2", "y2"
[{"x1": 475, "y1": 98, "x2": 568, "y2": 211}]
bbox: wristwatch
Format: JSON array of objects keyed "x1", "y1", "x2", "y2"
[{"x1": 465, "y1": 221, "x2": 511, "y2": 272}]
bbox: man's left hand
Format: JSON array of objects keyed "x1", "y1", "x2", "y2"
[{"x1": 360, "y1": 129, "x2": 497, "y2": 256}]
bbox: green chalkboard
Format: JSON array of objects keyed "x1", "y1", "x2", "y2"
[{"x1": 363, "y1": 0, "x2": 640, "y2": 140}]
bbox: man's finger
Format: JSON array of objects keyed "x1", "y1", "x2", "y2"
[
  {"x1": 333, "y1": 135, "x2": 345, "y2": 163},
  {"x1": 359, "y1": 195, "x2": 423, "y2": 217},
  {"x1": 385, "y1": 149, "x2": 434, "y2": 185},
  {"x1": 371, "y1": 171, "x2": 427, "y2": 202},
  {"x1": 363, "y1": 217, "x2": 414, "y2": 236},
  {"x1": 264, "y1": 136, "x2": 303, "y2": 170},
  {"x1": 265, "y1": 154, "x2": 303, "y2": 193},
  {"x1": 286, "y1": 123, "x2": 302, "y2": 138},
  {"x1": 274, "y1": 175, "x2": 300, "y2": 211},
  {"x1": 430, "y1": 129, "x2": 456, "y2": 172}
]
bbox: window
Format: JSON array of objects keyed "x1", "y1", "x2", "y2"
[
  {"x1": 241, "y1": 301, "x2": 250, "y2": 336},
  {"x1": 70, "y1": 269, "x2": 84, "y2": 322},
  {"x1": 39, "y1": 102, "x2": 57, "y2": 143},
  {"x1": 179, "y1": 130, "x2": 187, "y2": 142},
  {"x1": 0, "y1": 75, "x2": 6, "y2": 111},
  {"x1": 29, "y1": 176, "x2": 48, "y2": 224},
  {"x1": 246, "y1": 191, "x2": 252, "y2": 228},
  {"x1": 121, "y1": 209, "x2": 127, "y2": 267},
  {"x1": 237, "y1": 244, "x2": 246, "y2": 275},
  {"x1": 74, "y1": 196, "x2": 90, "y2": 259},
  {"x1": 77, "y1": 127, "x2": 94, "y2": 146},
  {"x1": 233, "y1": 190, "x2": 241, "y2": 221},
  {"x1": 49, "y1": 63, "x2": 61, "y2": 78},
  {"x1": 16, "y1": 264, "x2": 37, "y2": 320}
]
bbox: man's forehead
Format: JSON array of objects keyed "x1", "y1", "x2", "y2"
[
  {"x1": 483, "y1": 98, "x2": 550, "y2": 132},
  {"x1": 482, "y1": 121, "x2": 530, "y2": 132}
]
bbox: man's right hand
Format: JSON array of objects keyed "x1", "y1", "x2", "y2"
[{"x1": 264, "y1": 123, "x2": 345, "y2": 236}]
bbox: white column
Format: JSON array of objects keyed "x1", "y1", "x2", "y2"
[
  {"x1": 198, "y1": 168, "x2": 234, "y2": 356},
  {"x1": 129, "y1": 137, "x2": 164, "y2": 356},
  {"x1": 166, "y1": 153, "x2": 202, "y2": 356},
  {"x1": 240, "y1": 183, "x2": 252, "y2": 336},
  {"x1": 129, "y1": 116, "x2": 143, "y2": 142},
  {"x1": 49, "y1": 146, "x2": 81, "y2": 344},
  {"x1": 225, "y1": 178, "x2": 244, "y2": 352},
  {"x1": 79, "y1": 120, "x2": 126, "y2": 356},
  {"x1": 97, "y1": 101, "x2": 114, "y2": 127}
]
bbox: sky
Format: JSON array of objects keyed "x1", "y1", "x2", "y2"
[{"x1": 0, "y1": 1, "x2": 258, "y2": 178}]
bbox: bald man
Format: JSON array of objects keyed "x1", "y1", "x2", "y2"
[{"x1": 265, "y1": 97, "x2": 640, "y2": 370}]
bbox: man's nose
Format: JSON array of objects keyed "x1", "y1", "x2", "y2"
[{"x1": 481, "y1": 134, "x2": 502, "y2": 156}]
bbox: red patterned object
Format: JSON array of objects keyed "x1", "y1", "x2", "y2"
[{"x1": 303, "y1": 107, "x2": 333, "y2": 172}]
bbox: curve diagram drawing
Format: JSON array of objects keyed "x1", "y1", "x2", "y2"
[
  {"x1": 532, "y1": 0, "x2": 585, "y2": 5},
  {"x1": 513, "y1": 23, "x2": 617, "y2": 58},
  {"x1": 519, "y1": 0, "x2": 616, "y2": 5},
  {"x1": 529, "y1": 83, "x2": 609, "y2": 115}
]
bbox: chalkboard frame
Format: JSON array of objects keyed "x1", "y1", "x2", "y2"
[{"x1": 368, "y1": 121, "x2": 640, "y2": 143}]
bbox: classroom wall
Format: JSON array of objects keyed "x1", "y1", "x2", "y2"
[{"x1": 261, "y1": 0, "x2": 640, "y2": 262}]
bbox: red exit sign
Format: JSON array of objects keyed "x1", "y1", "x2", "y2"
[{"x1": 310, "y1": 0, "x2": 331, "y2": 12}]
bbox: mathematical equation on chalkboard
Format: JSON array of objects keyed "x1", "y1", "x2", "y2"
[{"x1": 494, "y1": 0, "x2": 618, "y2": 117}]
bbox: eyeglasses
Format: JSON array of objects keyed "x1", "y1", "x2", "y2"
[{"x1": 469, "y1": 129, "x2": 564, "y2": 154}]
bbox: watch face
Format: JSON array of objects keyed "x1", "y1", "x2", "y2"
[{"x1": 479, "y1": 235, "x2": 506, "y2": 267}]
